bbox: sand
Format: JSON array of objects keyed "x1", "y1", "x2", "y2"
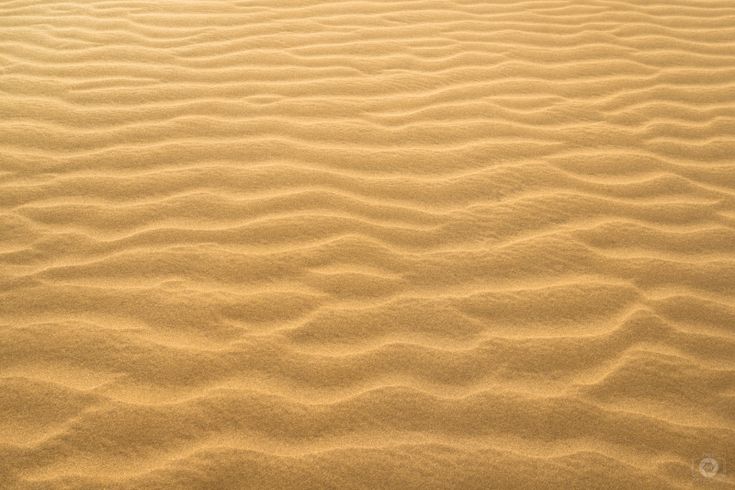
[{"x1": 1, "y1": 0, "x2": 735, "y2": 488}]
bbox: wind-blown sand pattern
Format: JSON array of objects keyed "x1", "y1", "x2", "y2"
[{"x1": 1, "y1": 0, "x2": 735, "y2": 488}]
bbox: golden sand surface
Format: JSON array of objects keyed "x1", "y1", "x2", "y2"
[{"x1": 1, "y1": 0, "x2": 735, "y2": 488}]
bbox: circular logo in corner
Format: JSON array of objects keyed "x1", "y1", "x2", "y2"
[{"x1": 698, "y1": 457, "x2": 720, "y2": 479}]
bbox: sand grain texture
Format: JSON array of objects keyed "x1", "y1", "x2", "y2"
[{"x1": 1, "y1": 0, "x2": 735, "y2": 488}]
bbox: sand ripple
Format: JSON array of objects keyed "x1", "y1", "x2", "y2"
[{"x1": 1, "y1": 0, "x2": 734, "y2": 488}]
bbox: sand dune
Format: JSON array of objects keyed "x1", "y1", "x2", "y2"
[{"x1": 1, "y1": 0, "x2": 735, "y2": 488}]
